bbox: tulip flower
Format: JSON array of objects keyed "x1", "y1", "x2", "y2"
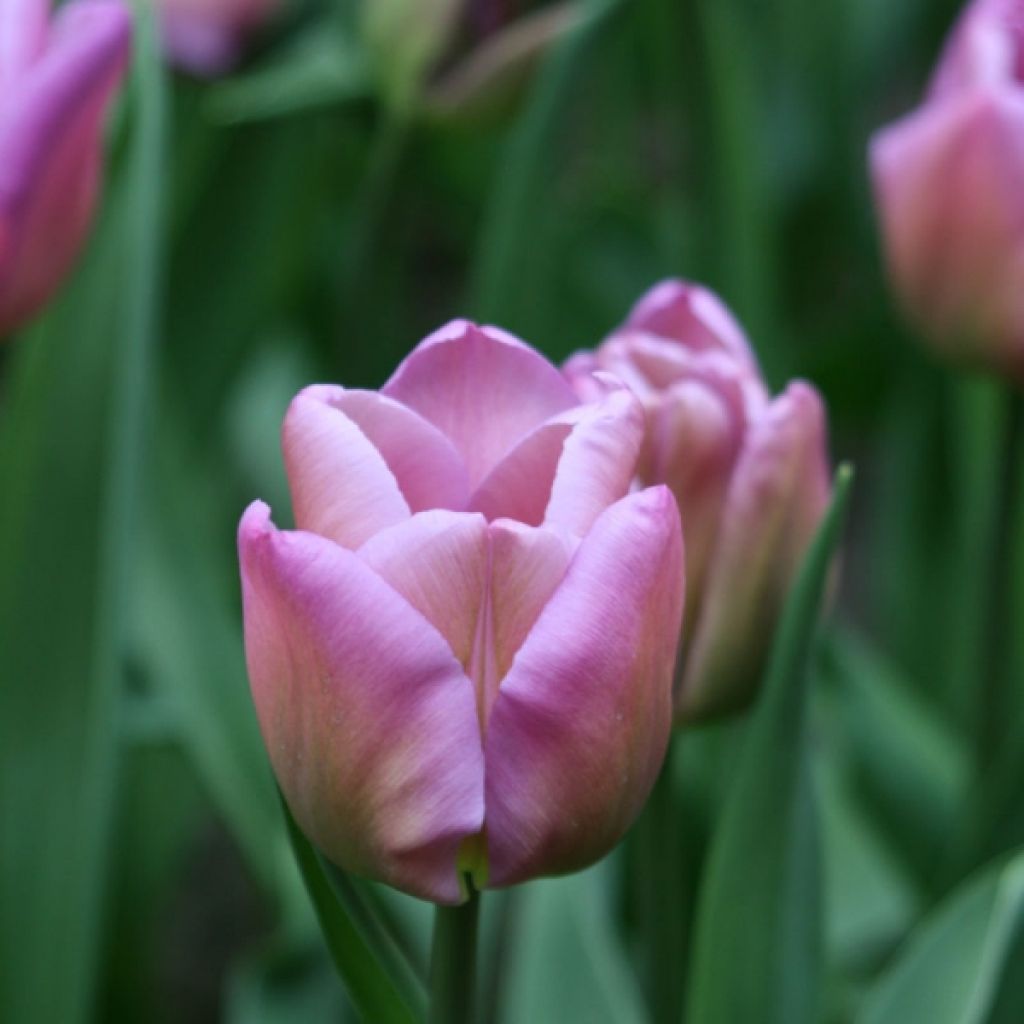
[
  {"x1": 565, "y1": 281, "x2": 831, "y2": 723},
  {"x1": 238, "y1": 321, "x2": 685, "y2": 904},
  {"x1": 870, "y1": 0, "x2": 1024, "y2": 384},
  {"x1": 0, "y1": 0, "x2": 131, "y2": 339},
  {"x1": 158, "y1": 0, "x2": 280, "y2": 75}
]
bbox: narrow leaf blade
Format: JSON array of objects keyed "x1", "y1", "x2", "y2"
[
  {"x1": 687, "y1": 464, "x2": 854, "y2": 1024},
  {"x1": 280, "y1": 799, "x2": 426, "y2": 1024}
]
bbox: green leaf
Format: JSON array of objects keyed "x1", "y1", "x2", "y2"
[
  {"x1": 0, "y1": 10, "x2": 166, "y2": 1022},
  {"x1": 819, "y1": 628, "x2": 969, "y2": 891},
  {"x1": 135, "y1": 411, "x2": 290, "y2": 903},
  {"x1": 501, "y1": 863, "x2": 647, "y2": 1024},
  {"x1": 280, "y1": 799, "x2": 426, "y2": 1024},
  {"x1": 207, "y1": 25, "x2": 370, "y2": 124},
  {"x1": 858, "y1": 849, "x2": 1024, "y2": 1024},
  {"x1": 226, "y1": 940, "x2": 351, "y2": 1024},
  {"x1": 686, "y1": 464, "x2": 855, "y2": 1024},
  {"x1": 817, "y1": 754, "x2": 918, "y2": 973},
  {"x1": 470, "y1": 0, "x2": 623, "y2": 323}
]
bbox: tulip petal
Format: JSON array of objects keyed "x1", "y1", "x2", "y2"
[
  {"x1": 624, "y1": 279, "x2": 757, "y2": 365},
  {"x1": 930, "y1": 1, "x2": 1019, "y2": 98},
  {"x1": 678, "y1": 382, "x2": 830, "y2": 722},
  {"x1": 468, "y1": 420, "x2": 572, "y2": 525},
  {"x1": 650, "y1": 377, "x2": 747, "y2": 620},
  {"x1": 239, "y1": 502, "x2": 484, "y2": 904},
  {"x1": 357, "y1": 510, "x2": 489, "y2": 679},
  {"x1": 159, "y1": 15, "x2": 240, "y2": 77},
  {"x1": 282, "y1": 389, "x2": 411, "y2": 548},
  {"x1": 483, "y1": 486, "x2": 684, "y2": 888},
  {"x1": 871, "y1": 90, "x2": 1024, "y2": 379},
  {"x1": 382, "y1": 320, "x2": 577, "y2": 491},
  {"x1": 488, "y1": 519, "x2": 576, "y2": 687},
  {"x1": 0, "y1": 0, "x2": 48, "y2": 87},
  {"x1": 0, "y1": 0, "x2": 131, "y2": 335},
  {"x1": 303, "y1": 385, "x2": 470, "y2": 513},
  {"x1": 544, "y1": 385, "x2": 645, "y2": 537}
]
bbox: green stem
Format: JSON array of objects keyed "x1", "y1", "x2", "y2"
[
  {"x1": 428, "y1": 887, "x2": 481, "y2": 1024},
  {"x1": 977, "y1": 390, "x2": 1024, "y2": 771},
  {"x1": 640, "y1": 739, "x2": 688, "y2": 1024}
]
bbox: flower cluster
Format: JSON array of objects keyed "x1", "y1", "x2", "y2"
[{"x1": 239, "y1": 288, "x2": 832, "y2": 902}]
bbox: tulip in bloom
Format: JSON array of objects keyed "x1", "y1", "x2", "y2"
[
  {"x1": 158, "y1": 0, "x2": 279, "y2": 75},
  {"x1": 0, "y1": 0, "x2": 131, "y2": 338},
  {"x1": 870, "y1": 0, "x2": 1024, "y2": 383},
  {"x1": 565, "y1": 280, "x2": 831, "y2": 723},
  {"x1": 239, "y1": 322, "x2": 685, "y2": 904}
]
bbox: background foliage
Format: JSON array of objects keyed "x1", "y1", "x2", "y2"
[{"x1": 3, "y1": 0, "x2": 1023, "y2": 1021}]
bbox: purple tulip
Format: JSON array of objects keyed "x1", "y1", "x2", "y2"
[
  {"x1": 0, "y1": 0, "x2": 131, "y2": 338},
  {"x1": 238, "y1": 321, "x2": 685, "y2": 904},
  {"x1": 870, "y1": 0, "x2": 1024, "y2": 383},
  {"x1": 566, "y1": 281, "x2": 832, "y2": 723},
  {"x1": 159, "y1": 0, "x2": 279, "y2": 76}
]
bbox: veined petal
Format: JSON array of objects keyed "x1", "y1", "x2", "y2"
[
  {"x1": 678, "y1": 382, "x2": 830, "y2": 722},
  {"x1": 483, "y1": 486, "x2": 684, "y2": 888},
  {"x1": 468, "y1": 419, "x2": 572, "y2": 525},
  {"x1": 239, "y1": 502, "x2": 484, "y2": 904},
  {"x1": 544, "y1": 384, "x2": 645, "y2": 537},
  {"x1": 381, "y1": 320, "x2": 577, "y2": 491},
  {"x1": 488, "y1": 519, "x2": 576, "y2": 687},
  {"x1": 302, "y1": 385, "x2": 470, "y2": 513},
  {"x1": 0, "y1": 0, "x2": 131, "y2": 335},
  {"x1": 282, "y1": 389, "x2": 410, "y2": 548},
  {"x1": 357, "y1": 510, "x2": 489, "y2": 677}
]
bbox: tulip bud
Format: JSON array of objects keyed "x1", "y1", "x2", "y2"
[
  {"x1": 158, "y1": 0, "x2": 280, "y2": 76},
  {"x1": 0, "y1": 0, "x2": 131, "y2": 339},
  {"x1": 870, "y1": 0, "x2": 1024, "y2": 384},
  {"x1": 565, "y1": 281, "x2": 832, "y2": 723},
  {"x1": 238, "y1": 320, "x2": 685, "y2": 903}
]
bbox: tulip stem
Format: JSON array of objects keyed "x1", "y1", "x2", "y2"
[
  {"x1": 428, "y1": 884, "x2": 480, "y2": 1024},
  {"x1": 977, "y1": 390, "x2": 1024, "y2": 769}
]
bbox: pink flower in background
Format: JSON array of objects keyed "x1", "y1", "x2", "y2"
[
  {"x1": 159, "y1": 0, "x2": 279, "y2": 76},
  {"x1": 0, "y1": 0, "x2": 131, "y2": 338},
  {"x1": 238, "y1": 321, "x2": 684, "y2": 903},
  {"x1": 566, "y1": 281, "x2": 831, "y2": 723},
  {"x1": 870, "y1": 0, "x2": 1024, "y2": 384}
]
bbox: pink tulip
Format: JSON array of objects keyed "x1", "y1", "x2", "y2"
[
  {"x1": 0, "y1": 0, "x2": 131, "y2": 338},
  {"x1": 870, "y1": 0, "x2": 1024, "y2": 383},
  {"x1": 565, "y1": 280, "x2": 831, "y2": 723},
  {"x1": 238, "y1": 321, "x2": 685, "y2": 904},
  {"x1": 159, "y1": 0, "x2": 279, "y2": 76}
]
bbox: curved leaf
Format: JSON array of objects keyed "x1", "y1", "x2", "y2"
[{"x1": 859, "y1": 849, "x2": 1024, "y2": 1024}]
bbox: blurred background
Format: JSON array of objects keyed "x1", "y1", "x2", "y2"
[{"x1": 4, "y1": 0, "x2": 1024, "y2": 1021}]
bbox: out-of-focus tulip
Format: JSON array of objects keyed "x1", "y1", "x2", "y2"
[
  {"x1": 870, "y1": 0, "x2": 1024, "y2": 384},
  {"x1": 158, "y1": 0, "x2": 279, "y2": 76},
  {"x1": 565, "y1": 280, "x2": 832, "y2": 723},
  {"x1": 362, "y1": 0, "x2": 582, "y2": 120},
  {"x1": 0, "y1": 0, "x2": 131, "y2": 338},
  {"x1": 238, "y1": 321, "x2": 685, "y2": 904}
]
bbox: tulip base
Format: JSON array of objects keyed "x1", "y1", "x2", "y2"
[{"x1": 428, "y1": 884, "x2": 480, "y2": 1024}]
